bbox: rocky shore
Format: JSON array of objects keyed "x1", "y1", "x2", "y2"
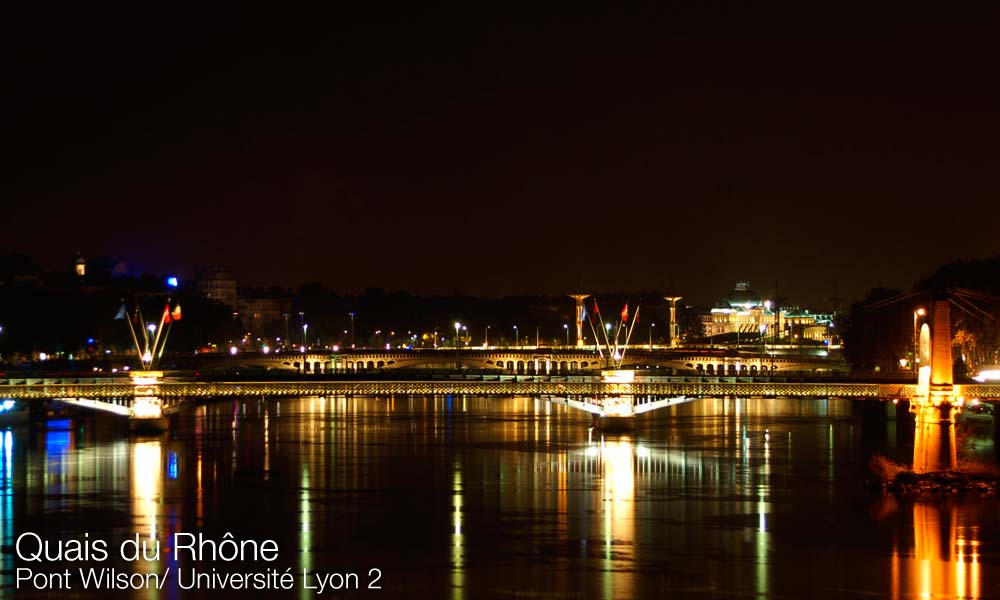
[
  {"x1": 866, "y1": 455, "x2": 1000, "y2": 496},
  {"x1": 872, "y1": 471, "x2": 1000, "y2": 496}
]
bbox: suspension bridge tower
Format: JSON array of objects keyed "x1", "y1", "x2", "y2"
[{"x1": 911, "y1": 299, "x2": 964, "y2": 473}]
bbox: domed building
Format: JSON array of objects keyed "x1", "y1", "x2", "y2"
[
  {"x1": 701, "y1": 281, "x2": 833, "y2": 344},
  {"x1": 703, "y1": 281, "x2": 781, "y2": 339},
  {"x1": 724, "y1": 281, "x2": 761, "y2": 310}
]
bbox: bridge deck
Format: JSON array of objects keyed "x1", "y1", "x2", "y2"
[{"x1": 0, "y1": 377, "x2": 977, "y2": 400}]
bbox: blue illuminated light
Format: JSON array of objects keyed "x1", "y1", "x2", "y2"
[
  {"x1": 46, "y1": 430, "x2": 71, "y2": 454},
  {"x1": 166, "y1": 276, "x2": 179, "y2": 288},
  {"x1": 168, "y1": 451, "x2": 178, "y2": 480},
  {"x1": 47, "y1": 419, "x2": 72, "y2": 431},
  {"x1": 87, "y1": 338, "x2": 95, "y2": 345}
]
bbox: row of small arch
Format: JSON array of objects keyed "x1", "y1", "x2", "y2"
[
  {"x1": 484, "y1": 360, "x2": 591, "y2": 373},
  {"x1": 693, "y1": 364, "x2": 774, "y2": 375},
  {"x1": 288, "y1": 360, "x2": 589, "y2": 373}
]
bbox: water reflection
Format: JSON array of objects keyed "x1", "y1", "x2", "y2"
[
  {"x1": 0, "y1": 431, "x2": 13, "y2": 581},
  {"x1": 595, "y1": 437, "x2": 634, "y2": 599},
  {"x1": 131, "y1": 440, "x2": 163, "y2": 600},
  {"x1": 885, "y1": 500, "x2": 982, "y2": 600},
  {"x1": 451, "y1": 460, "x2": 464, "y2": 600},
  {"x1": 0, "y1": 396, "x2": 996, "y2": 599}
]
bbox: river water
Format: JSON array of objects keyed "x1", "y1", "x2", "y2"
[{"x1": 2, "y1": 395, "x2": 998, "y2": 599}]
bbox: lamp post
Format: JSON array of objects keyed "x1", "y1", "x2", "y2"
[
  {"x1": 298, "y1": 312, "x2": 305, "y2": 347},
  {"x1": 514, "y1": 325, "x2": 519, "y2": 348},
  {"x1": 283, "y1": 313, "x2": 289, "y2": 350},
  {"x1": 649, "y1": 322, "x2": 655, "y2": 349},
  {"x1": 563, "y1": 323, "x2": 569, "y2": 346},
  {"x1": 303, "y1": 323, "x2": 308, "y2": 349},
  {"x1": 913, "y1": 307, "x2": 926, "y2": 371},
  {"x1": 349, "y1": 312, "x2": 355, "y2": 348},
  {"x1": 485, "y1": 325, "x2": 490, "y2": 348},
  {"x1": 535, "y1": 325, "x2": 540, "y2": 348},
  {"x1": 454, "y1": 322, "x2": 462, "y2": 370}
]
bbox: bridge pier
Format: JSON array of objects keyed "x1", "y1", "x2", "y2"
[
  {"x1": 129, "y1": 371, "x2": 168, "y2": 432},
  {"x1": 909, "y1": 301, "x2": 963, "y2": 473},
  {"x1": 993, "y1": 405, "x2": 1000, "y2": 461},
  {"x1": 912, "y1": 403, "x2": 958, "y2": 473}
]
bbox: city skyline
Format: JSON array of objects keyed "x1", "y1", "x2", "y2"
[{"x1": 6, "y1": 5, "x2": 1000, "y2": 306}]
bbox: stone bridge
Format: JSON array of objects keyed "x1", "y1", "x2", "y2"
[{"x1": 181, "y1": 347, "x2": 843, "y2": 375}]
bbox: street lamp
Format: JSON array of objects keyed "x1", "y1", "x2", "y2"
[
  {"x1": 454, "y1": 322, "x2": 462, "y2": 370},
  {"x1": 563, "y1": 323, "x2": 569, "y2": 346},
  {"x1": 303, "y1": 323, "x2": 309, "y2": 348},
  {"x1": 913, "y1": 307, "x2": 926, "y2": 371},
  {"x1": 299, "y1": 312, "x2": 305, "y2": 346},
  {"x1": 649, "y1": 322, "x2": 655, "y2": 349},
  {"x1": 514, "y1": 325, "x2": 519, "y2": 348},
  {"x1": 349, "y1": 312, "x2": 355, "y2": 348},
  {"x1": 535, "y1": 325, "x2": 540, "y2": 348},
  {"x1": 485, "y1": 325, "x2": 490, "y2": 348},
  {"x1": 454, "y1": 322, "x2": 461, "y2": 347}
]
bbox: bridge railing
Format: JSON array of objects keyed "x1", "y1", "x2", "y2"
[{"x1": 0, "y1": 379, "x2": 928, "y2": 400}]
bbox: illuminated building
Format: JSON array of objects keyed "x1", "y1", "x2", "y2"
[
  {"x1": 237, "y1": 295, "x2": 292, "y2": 335},
  {"x1": 701, "y1": 282, "x2": 833, "y2": 342},
  {"x1": 195, "y1": 266, "x2": 238, "y2": 308},
  {"x1": 73, "y1": 253, "x2": 86, "y2": 277}
]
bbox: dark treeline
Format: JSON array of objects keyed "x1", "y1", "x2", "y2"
[
  {"x1": 237, "y1": 285, "x2": 699, "y2": 349},
  {"x1": 0, "y1": 253, "x2": 700, "y2": 362},
  {"x1": 841, "y1": 256, "x2": 1000, "y2": 373}
]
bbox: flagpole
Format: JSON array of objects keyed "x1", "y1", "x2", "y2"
[
  {"x1": 620, "y1": 306, "x2": 641, "y2": 366},
  {"x1": 149, "y1": 300, "x2": 170, "y2": 368},
  {"x1": 613, "y1": 317, "x2": 623, "y2": 366},
  {"x1": 594, "y1": 303, "x2": 613, "y2": 363},
  {"x1": 156, "y1": 320, "x2": 173, "y2": 363},
  {"x1": 613, "y1": 304, "x2": 628, "y2": 367},
  {"x1": 137, "y1": 305, "x2": 149, "y2": 359},
  {"x1": 587, "y1": 313, "x2": 605, "y2": 360},
  {"x1": 123, "y1": 302, "x2": 144, "y2": 368}
]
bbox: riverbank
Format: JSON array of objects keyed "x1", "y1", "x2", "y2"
[{"x1": 867, "y1": 455, "x2": 1000, "y2": 496}]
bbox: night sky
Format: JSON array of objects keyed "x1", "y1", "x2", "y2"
[{"x1": 5, "y1": 4, "x2": 999, "y2": 306}]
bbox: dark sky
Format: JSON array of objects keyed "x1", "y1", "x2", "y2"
[{"x1": 4, "y1": 4, "x2": 999, "y2": 306}]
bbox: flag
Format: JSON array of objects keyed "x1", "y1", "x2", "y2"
[
  {"x1": 133, "y1": 307, "x2": 140, "y2": 324},
  {"x1": 621, "y1": 303, "x2": 628, "y2": 323},
  {"x1": 171, "y1": 303, "x2": 182, "y2": 321},
  {"x1": 162, "y1": 303, "x2": 171, "y2": 324},
  {"x1": 633, "y1": 305, "x2": 640, "y2": 325},
  {"x1": 113, "y1": 304, "x2": 126, "y2": 320},
  {"x1": 593, "y1": 299, "x2": 600, "y2": 316},
  {"x1": 579, "y1": 303, "x2": 587, "y2": 322}
]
